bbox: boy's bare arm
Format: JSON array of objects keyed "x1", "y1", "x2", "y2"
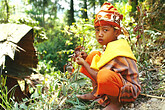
[{"x1": 76, "y1": 57, "x2": 97, "y2": 81}]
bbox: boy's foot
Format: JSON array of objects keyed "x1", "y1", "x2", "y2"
[
  {"x1": 76, "y1": 93, "x2": 95, "y2": 100},
  {"x1": 103, "y1": 102, "x2": 122, "y2": 110}
]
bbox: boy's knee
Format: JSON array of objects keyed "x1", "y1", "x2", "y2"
[
  {"x1": 97, "y1": 68, "x2": 123, "y2": 87},
  {"x1": 96, "y1": 68, "x2": 122, "y2": 96},
  {"x1": 86, "y1": 51, "x2": 101, "y2": 64},
  {"x1": 97, "y1": 68, "x2": 114, "y2": 82}
]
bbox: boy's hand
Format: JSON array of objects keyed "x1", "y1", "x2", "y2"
[
  {"x1": 76, "y1": 57, "x2": 85, "y2": 65},
  {"x1": 75, "y1": 51, "x2": 87, "y2": 65},
  {"x1": 79, "y1": 51, "x2": 87, "y2": 60}
]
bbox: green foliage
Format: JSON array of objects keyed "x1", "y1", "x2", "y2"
[
  {"x1": 0, "y1": 75, "x2": 14, "y2": 110},
  {"x1": 36, "y1": 20, "x2": 77, "y2": 72},
  {"x1": 26, "y1": 0, "x2": 52, "y2": 27},
  {"x1": 0, "y1": 0, "x2": 164, "y2": 109},
  {"x1": 68, "y1": 18, "x2": 101, "y2": 53},
  {"x1": 144, "y1": 0, "x2": 165, "y2": 31},
  {"x1": 132, "y1": 29, "x2": 164, "y2": 95},
  {"x1": 0, "y1": 63, "x2": 98, "y2": 109},
  {"x1": 115, "y1": 2, "x2": 134, "y2": 27},
  {"x1": 36, "y1": 17, "x2": 100, "y2": 72},
  {"x1": 123, "y1": 1, "x2": 165, "y2": 96}
]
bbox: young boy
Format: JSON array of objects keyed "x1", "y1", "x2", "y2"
[{"x1": 75, "y1": 3, "x2": 141, "y2": 110}]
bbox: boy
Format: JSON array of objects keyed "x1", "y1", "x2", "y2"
[{"x1": 75, "y1": 3, "x2": 141, "y2": 110}]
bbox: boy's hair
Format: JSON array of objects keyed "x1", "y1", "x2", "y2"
[{"x1": 94, "y1": 3, "x2": 123, "y2": 29}]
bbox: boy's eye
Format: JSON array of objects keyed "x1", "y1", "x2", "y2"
[
  {"x1": 95, "y1": 29, "x2": 99, "y2": 32},
  {"x1": 103, "y1": 29, "x2": 108, "y2": 32}
]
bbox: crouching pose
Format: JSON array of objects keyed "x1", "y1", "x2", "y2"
[{"x1": 75, "y1": 2, "x2": 141, "y2": 110}]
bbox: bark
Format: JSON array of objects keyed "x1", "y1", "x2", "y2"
[
  {"x1": 4, "y1": 0, "x2": 9, "y2": 23},
  {"x1": 82, "y1": 0, "x2": 88, "y2": 20},
  {"x1": 68, "y1": 0, "x2": 75, "y2": 25}
]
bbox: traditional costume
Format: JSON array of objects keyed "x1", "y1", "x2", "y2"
[{"x1": 79, "y1": 2, "x2": 141, "y2": 106}]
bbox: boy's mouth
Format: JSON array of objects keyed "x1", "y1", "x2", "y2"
[{"x1": 98, "y1": 39, "x2": 103, "y2": 43}]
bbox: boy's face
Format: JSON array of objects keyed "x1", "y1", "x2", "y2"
[{"x1": 95, "y1": 26, "x2": 118, "y2": 46}]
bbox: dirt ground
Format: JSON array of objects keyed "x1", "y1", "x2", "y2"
[{"x1": 123, "y1": 96, "x2": 165, "y2": 110}]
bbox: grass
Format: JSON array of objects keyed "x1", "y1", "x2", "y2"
[{"x1": 0, "y1": 31, "x2": 164, "y2": 109}]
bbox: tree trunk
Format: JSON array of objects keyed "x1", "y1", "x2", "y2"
[
  {"x1": 93, "y1": 1, "x2": 95, "y2": 17},
  {"x1": 82, "y1": 0, "x2": 88, "y2": 20},
  {"x1": 42, "y1": 0, "x2": 46, "y2": 27},
  {"x1": 4, "y1": 0, "x2": 9, "y2": 23},
  {"x1": 68, "y1": 0, "x2": 75, "y2": 25}
]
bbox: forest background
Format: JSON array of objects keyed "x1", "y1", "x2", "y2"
[{"x1": 0, "y1": 0, "x2": 164, "y2": 109}]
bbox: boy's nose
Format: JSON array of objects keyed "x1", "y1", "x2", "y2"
[{"x1": 99, "y1": 31, "x2": 103, "y2": 37}]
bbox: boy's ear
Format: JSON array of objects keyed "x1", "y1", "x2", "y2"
[{"x1": 115, "y1": 29, "x2": 121, "y2": 37}]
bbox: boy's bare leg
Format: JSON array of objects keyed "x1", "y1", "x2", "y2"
[
  {"x1": 76, "y1": 93, "x2": 95, "y2": 100},
  {"x1": 103, "y1": 95, "x2": 122, "y2": 110},
  {"x1": 76, "y1": 80, "x2": 96, "y2": 100},
  {"x1": 92, "y1": 80, "x2": 96, "y2": 89}
]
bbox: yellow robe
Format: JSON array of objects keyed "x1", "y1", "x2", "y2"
[{"x1": 90, "y1": 39, "x2": 137, "y2": 70}]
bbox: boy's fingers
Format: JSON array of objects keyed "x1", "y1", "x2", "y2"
[{"x1": 76, "y1": 57, "x2": 81, "y2": 62}]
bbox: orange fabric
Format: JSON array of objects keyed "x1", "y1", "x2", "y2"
[
  {"x1": 95, "y1": 20, "x2": 120, "y2": 28},
  {"x1": 97, "y1": 95, "x2": 110, "y2": 106},
  {"x1": 80, "y1": 51, "x2": 123, "y2": 97},
  {"x1": 101, "y1": 57, "x2": 141, "y2": 103},
  {"x1": 94, "y1": 2, "x2": 123, "y2": 28},
  {"x1": 79, "y1": 51, "x2": 101, "y2": 82},
  {"x1": 95, "y1": 68, "x2": 123, "y2": 97},
  {"x1": 79, "y1": 50, "x2": 141, "y2": 104}
]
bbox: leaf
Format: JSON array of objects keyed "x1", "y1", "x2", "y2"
[
  {"x1": 31, "y1": 90, "x2": 39, "y2": 98},
  {"x1": 74, "y1": 105, "x2": 87, "y2": 110},
  {"x1": 20, "y1": 103, "x2": 28, "y2": 109},
  {"x1": 13, "y1": 102, "x2": 19, "y2": 110},
  {"x1": 55, "y1": 84, "x2": 58, "y2": 90},
  {"x1": 62, "y1": 83, "x2": 67, "y2": 96},
  {"x1": 59, "y1": 97, "x2": 67, "y2": 107}
]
